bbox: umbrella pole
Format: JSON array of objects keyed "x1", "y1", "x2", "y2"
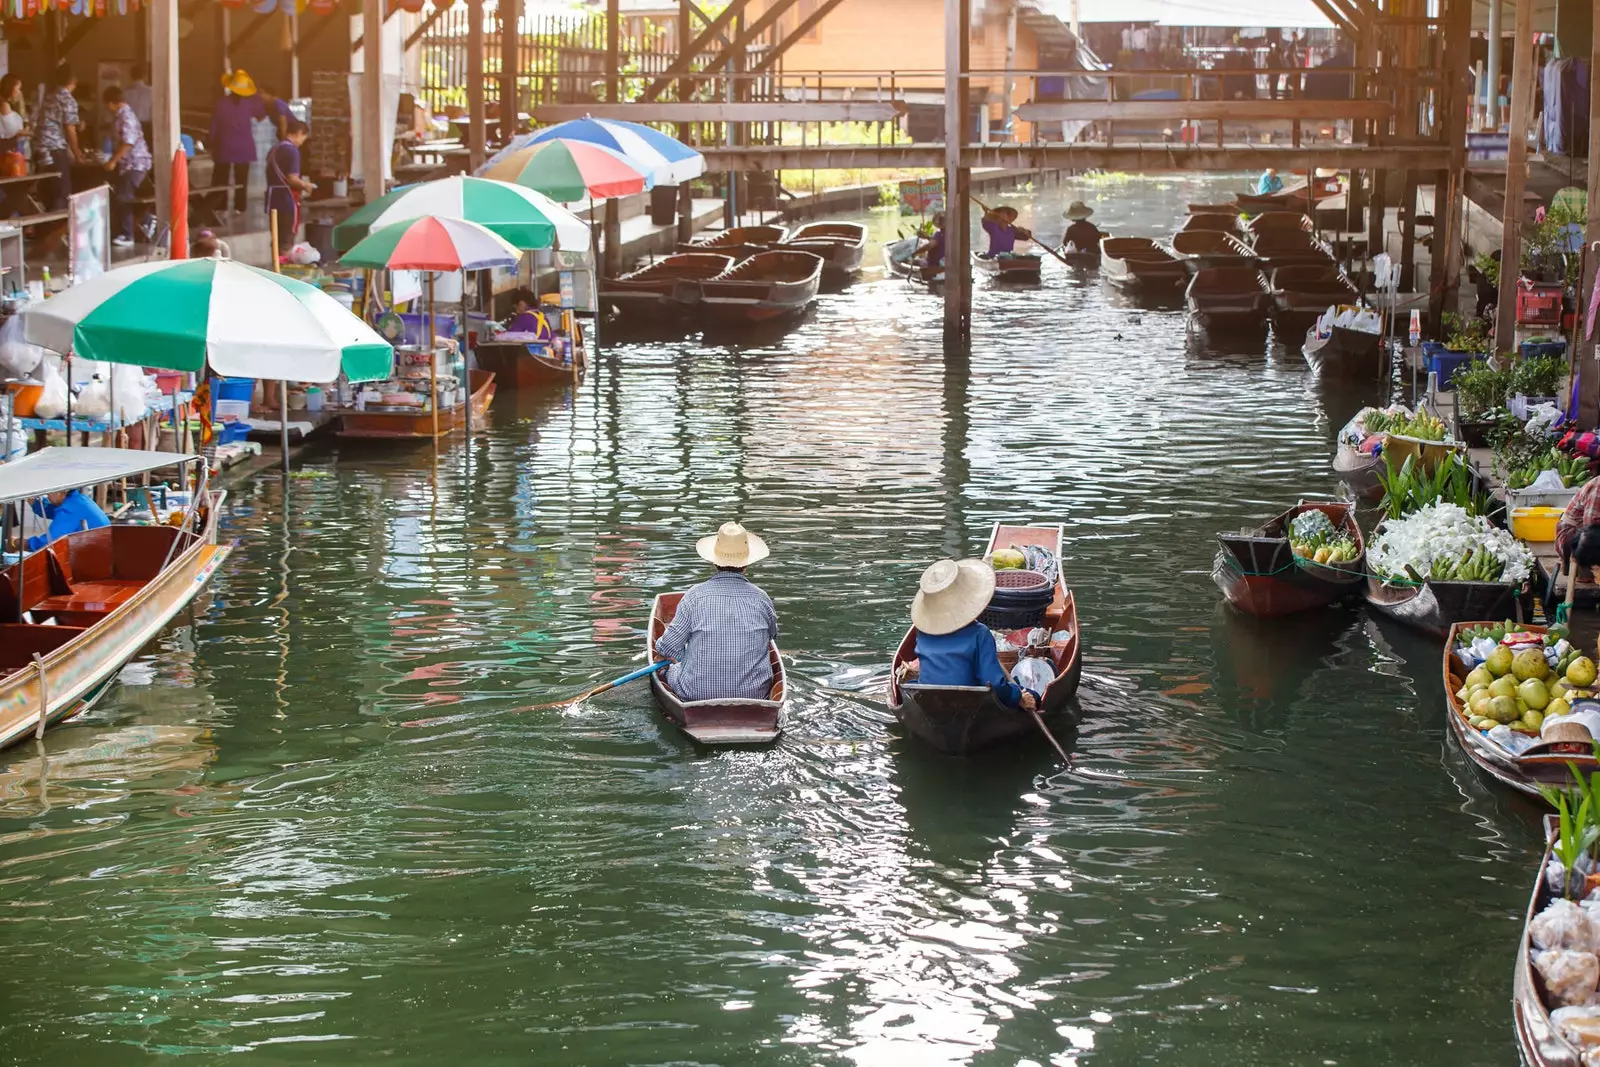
[
  {"x1": 429, "y1": 273, "x2": 439, "y2": 441},
  {"x1": 65, "y1": 354, "x2": 73, "y2": 445},
  {"x1": 461, "y1": 275, "x2": 471, "y2": 439},
  {"x1": 269, "y1": 209, "x2": 289, "y2": 474}
]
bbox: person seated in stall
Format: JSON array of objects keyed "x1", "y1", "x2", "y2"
[
  {"x1": 980, "y1": 205, "x2": 1032, "y2": 257},
  {"x1": 5, "y1": 488, "x2": 110, "y2": 553},
  {"x1": 1256, "y1": 167, "x2": 1285, "y2": 196},
  {"x1": 913, "y1": 212, "x2": 946, "y2": 280},
  {"x1": 1061, "y1": 201, "x2": 1104, "y2": 254},
  {"x1": 899, "y1": 558, "x2": 1038, "y2": 713},
  {"x1": 1552, "y1": 478, "x2": 1600, "y2": 611},
  {"x1": 503, "y1": 289, "x2": 554, "y2": 342},
  {"x1": 653, "y1": 522, "x2": 778, "y2": 702}
]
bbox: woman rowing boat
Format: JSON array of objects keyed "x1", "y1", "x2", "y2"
[{"x1": 898, "y1": 558, "x2": 1039, "y2": 713}]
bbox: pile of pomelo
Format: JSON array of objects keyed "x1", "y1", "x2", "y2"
[{"x1": 1457, "y1": 635, "x2": 1598, "y2": 735}]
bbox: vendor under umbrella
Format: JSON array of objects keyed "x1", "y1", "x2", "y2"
[
  {"x1": 6, "y1": 487, "x2": 110, "y2": 552},
  {"x1": 504, "y1": 288, "x2": 555, "y2": 342}
]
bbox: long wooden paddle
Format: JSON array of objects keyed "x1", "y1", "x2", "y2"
[
  {"x1": 1028, "y1": 704, "x2": 1073, "y2": 765},
  {"x1": 967, "y1": 192, "x2": 1071, "y2": 267},
  {"x1": 401, "y1": 660, "x2": 669, "y2": 728}
]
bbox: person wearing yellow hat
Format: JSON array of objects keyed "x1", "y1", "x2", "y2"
[
  {"x1": 905, "y1": 558, "x2": 1036, "y2": 711},
  {"x1": 653, "y1": 522, "x2": 778, "y2": 703},
  {"x1": 210, "y1": 69, "x2": 265, "y2": 215}
]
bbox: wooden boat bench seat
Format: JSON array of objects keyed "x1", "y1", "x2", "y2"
[
  {"x1": 0, "y1": 623, "x2": 89, "y2": 672},
  {"x1": 32, "y1": 579, "x2": 146, "y2": 617}
]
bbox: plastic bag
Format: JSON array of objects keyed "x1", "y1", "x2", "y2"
[
  {"x1": 75, "y1": 376, "x2": 110, "y2": 419},
  {"x1": 1532, "y1": 899, "x2": 1599, "y2": 952},
  {"x1": 1552, "y1": 1006, "x2": 1600, "y2": 1047},
  {"x1": 31, "y1": 358, "x2": 67, "y2": 420},
  {"x1": 1011, "y1": 656, "x2": 1055, "y2": 696},
  {"x1": 0, "y1": 312, "x2": 43, "y2": 379},
  {"x1": 1536, "y1": 949, "x2": 1600, "y2": 1006},
  {"x1": 1, "y1": 423, "x2": 22, "y2": 463},
  {"x1": 111, "y1": 363, "x2": 148, "y2": 423}
]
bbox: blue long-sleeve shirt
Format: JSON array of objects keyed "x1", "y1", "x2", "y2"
[
  {"x1": 1256, "y1": 171, "x2": 1284, "y2": 195},
  {"x1": 27, "y1": 490, "x2": 110, "y2": 551},
  {"x1": 913, "y1": 620, "x2": 1024, "y2": 709}
]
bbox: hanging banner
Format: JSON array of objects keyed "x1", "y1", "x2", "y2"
[{"x1": 898, "y1": 177, "x2": 943, "y2": 217}]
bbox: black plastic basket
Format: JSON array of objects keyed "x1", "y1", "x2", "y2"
[{"x1": 979, "y1": 570, "x2": 1053, "y2": 630}]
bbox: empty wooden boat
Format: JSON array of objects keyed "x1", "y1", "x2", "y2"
[
  {"x1": 339, "y1": 369, "x2": 496, "y2": 439},
  {"x1": 1212, "y1": 501, "x2": 1365, "y2": 617},
  {"x1": 973, "y1": 252, "x2": 1043, "y2": 281},
  {"x1": 1245, "y1": 211, "x2": 1315, "y2": 235},
  {"x1": 691, "y1": 250, "x2": 823, "y2": 323},
  {"x1": 1170, "y1": 230, "x2": 1259, "y2": 270},
  {"x1": 1270, "y1": 263, "x2": 1360, "y2": 319},
  {"x1": 0, "y1": 448, "x2": 229, "y2": 749},
  {"x1": 1249, "y1": 227, "x2": 1335, "y2": 268},
  {"x1": 1099, "y1": 237, "x2": 1188, "y2": 291},
  {"x1": 1185, "y1": 266, "x2": 1270, "y2": 330},
  {"x1": 1180, "y1": 211, "x2": 1241, "y2": 234},
  {"x1": 888, "y1": 522, "x2": 1082, "y2": 756},
  {"x1": 646, "y1": 592, "x2": 786, "y2": 745},
  {"x1": 679, "y1": 224, "x2": 787, "y2": 260},
  {"x1": 602, "y1": 252, "x2": 735, "y2": 312},
  {"x1": 1186, "y1": 202, "x2": 1242, "y2": 215},
  {"x1": 781, "y1": 222, "x2": 867, "y2": 281}
]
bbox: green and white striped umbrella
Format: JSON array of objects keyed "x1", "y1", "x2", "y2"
[
  {"x1": 333, "y1": 176, "x2": 591, "y2": 253},
  {"x1": 21, "y1": 259, "x2": 393, "y2": 383}
]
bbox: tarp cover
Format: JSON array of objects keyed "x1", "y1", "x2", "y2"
[{"x1": 0, "y1": 447, "x2": 197, "y2": 504}]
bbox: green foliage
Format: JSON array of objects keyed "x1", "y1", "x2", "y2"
[
  {"x1": 1376, "y1": 453, "x2": 1492, "y2": 520},
  {"x1": 875, "y1": 182, "x2": 899, "y2": 209},
  {"x1": 1440, "y1": 311, "x2": 1492, "y2": 354},
  {"x1": 1510, "y1": 354, "x2": 1567, "y2": 399},
  {"x1": 1452, "y1": 360, "x2": 1511, "y2": 420},
  {"x1": 1474, "y1": 251, "x2": 1500, "y2": 286}
]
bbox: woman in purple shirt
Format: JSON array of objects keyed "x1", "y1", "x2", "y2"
[
  {"x1": 980, "y1": 205, "x2": 1033, "y2": 257},
  {"x1": 209, "y1": 69, "x2": 264, "y2": 213}
]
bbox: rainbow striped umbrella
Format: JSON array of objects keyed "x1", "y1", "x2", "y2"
[
  {"x1": 477, "y1": 137, "x2": 653, "y2": 203},
  {"x1": 332, "y1": 176, "x2": 590, "y2": 253},
  {"x1": 339, "y1": 215, "x2": 521, "y2": 272},
  {"x1": 521, "y1": 117, "x2": 704, "y2": 185}
]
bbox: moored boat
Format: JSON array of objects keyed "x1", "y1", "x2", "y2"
[
  {"x1": 1270, "y1": 263, "x2": 1359, "y2": 321},
  {"x1": 888, "y1": 522, "x2": 1082, "y2": 755},
  {"x1": 1303, "y1": 321, "x2": 1385, "y2": 380},
  {"x1": 1245, "y1": 211, "x2": 1315, "y2": 235},
  {"x1": 646, "y1": 592, "x2": 786, "y2": 744},
  {"x1": 1099, "y1": 237, "x2": 1188, "y2": 291},
  {"x1": 1512, "y1": 816, "x2": 1600, "y2": 1063},
  {"x1": 474, "y1": 339, "x2": 586, "y2": 387},
  {"x1": 1185, "y1": 266, "x2": 1270, "y2": 330},
  {"x1": 1170, "y1": 230, "x2": 1258, "y2": 270},
  {"x1": 0, "y1": 448, "x2": 230, "y2": 749},
  {"x1": 693, "y1": 250, "x2": 823, "y2": 323},
  {"x1": 1186, "y1": 202, "x2": 1242, "y2": 215},
  {"x1": 1249, "y1": 227, "x2": 1335, "y2": 268},
  {"x1": 601, "y1": 252, "x2": 735, "y2": 313},
  {"x1": 973, "y1": 251, "x2": 1043, "y2": 282},
  {"x1": 679, "y1": 224, "x2": 787, "y2": 260},
  {"x1": 1332, "y1": 441, "x2": 1387, "y2": 501},
  {"x1": 1179, "y1": 212, "x2": 1241, "y2": 234},
  {"x1": 781, "y1": 222, "x2": 867, "y2": 282},
  {"x1": 338, "y1": 369, "x2": 496, "y2": 439},
  {"x1": 1212, "y1": 500, "x2": 1365, "y2": 617},
  {"x1": 1365, "y1": 571, "x2": 1532, "y2": 640}
]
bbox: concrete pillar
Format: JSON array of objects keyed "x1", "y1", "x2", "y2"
[
  {"x1": 943, "y1": 0, "x2": 970, "y2": 343},
  {"x1": 1486, "y1": 0, "x2": 1503, "y2": 129},
  {"x1": 361, "y1": 0, "x2": 385, "y2": 203},
  {"x1": 603, "y1": 0, "x2": 622, "y2": 276},
  {"x1": 1578, "y1": 0, "x2": 1600, "y2": 427},
  {"x1": 467, "y1": 0, "x2": 485, "y2": 171},
  {"x1": 151, "y1": 0, "x2": 178, "y2": 235},
  {"x1": 1497, "y1": 0, "x2": 1537, "y2": 354}
]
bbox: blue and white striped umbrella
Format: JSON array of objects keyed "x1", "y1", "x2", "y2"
[{"x1": 501, "y1": 117, "x2": 704, "y2": 186}]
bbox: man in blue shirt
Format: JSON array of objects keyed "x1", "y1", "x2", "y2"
[
  {"x1": 654, "y1": 522, "x2": 778, "y2": 703},
  {"x1": 11, "y1": 489, "x2": 110, "y2": 552},
  {"x1": 906, "y1": 557, "x2": 1037, "y2": 712},
  {"x1": 1256, "y1": 168, "x2": 1284, "y2": 196}
]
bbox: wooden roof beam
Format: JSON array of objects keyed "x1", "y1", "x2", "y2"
[
  {"x1": 751, "y1": 0, "x2": 847, "y2": 73},
  {"x1": 642, "y1": 0, "x2": 749, "y2": 102},
  {"x1": 533, "y1": 101, "x2": 905, "y2": 122},
  {"x1": 1310, "y1": 0, "x2": 1359, "y2": 37}
]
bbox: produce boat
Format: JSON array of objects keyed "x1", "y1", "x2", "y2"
[
  {"x1": 1170, "y1": 230, "x2": 1258, "y2": 270},
  {"x1": 473, "y1": 340, "x2": 584, "y2": 387},
  {"x1": 1179, "y1": 211, "x2": 1242, "y2": 234},
  {"x1": 1302, "y1": 322, "x2": 1385, "y2": 379},
  {"x1": 888, "y1": 522, "x2": 1082, "y2": 755},
  {"x1": 679, "y1": 224, "x2": 786, "y2": 260},
  {"x1": 693, "y1": 250, "x2": 823, "y2": 323},
  {"x1": 1364, "y1": 572, "x2": 1532, "y2": 641},
  {"x1": 1270, "y1": 264, "x2": 1359, "y2": 320},
  {"x1": 1099, "y1": 237, "x2": 1188, "y2": 291},
  {"x1": 601, "y1": 252, "x2": 735, "y2": 313},
  {"x1": 1212, "y1": 500, "x2": 1365, "y2": 617},
  {"x1": 973, "y1": 252, "x2": 1043, "y2": 282},
  {"x1": 646, "y1": 592, "x2": 786, "y2": 745},
  {"x1": 338, "y1": 369, "x2": 496, "y2": 439},
  {"x1": 1184, "y1": 266, "x2": 1270, "y2": 330},
  {"x1": 1332, "y1": 443, "x2": 1386, "y2": 501},
  {"x1": 1249, "y1": 228, "x2": 1335, "y2": 268},
  {"x1": 883, "y1": 235, "x2": 921, "y2": 278},
  {"x1": 0, "y1": 448, "x2": 229, "y2": 749},
  {"x1": 1443, "y1": 624, "x2": 1597, "y2": 798},
  {"x1": 1513, "y1": 816, "x2": 1600, "y2": 1062},
  {"x1": 1245, "y1": 211, "x2": 1315, "y2": 235},
  {"x1": 780, "y1": 222, "x2": 867, "y2": 282}
]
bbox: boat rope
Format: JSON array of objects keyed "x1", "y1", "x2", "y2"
[{"x1": 1215, "y1": 552, "x2": 1359, "y2": 580}]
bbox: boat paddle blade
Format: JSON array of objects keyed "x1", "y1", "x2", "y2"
[{"x1": 400, "y1": 660, "x2": 669, "y2": 728}]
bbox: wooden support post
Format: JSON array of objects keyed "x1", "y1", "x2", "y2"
[
  {"x1": 943, "y1": 0, "x2": 970, "y2": 343},
  {"x1": 1367, "y1": 169, "x2": 1388, "y2": 264},
  {"x1": 499, "y1": 0, "x2": 521, "y2": 145},
  {"x1": 151, "y1": 0, "x2": 178, "y2": 237},
  {"x1": 1398, "y1": 170, "x2": 1420, "y2": 291},
  {"x1": 1496, "y1": 0, "x2": 1536, "y2": 355},
  {"x1": 1486, "y1": 0, "x2": 1503, "y2": 130},
  {"x1": 467, "y1": 0, "x2": 486, "y2": 171},
  {"x1": 603, "y1": 0, "x2": 622, "y2": 277},
  {"x1": 675, "y1": 0, "x2": 694, "y2": 246},
  {"x1": 1429, "y1": 0, "x2": 1473, "y2": 333},
  {"x1": 1577, "y1": 0, "x2": 1600, "y2": 427},
  {"x1": 361, "y1": 0, "x2": 385, "y2": 202}
]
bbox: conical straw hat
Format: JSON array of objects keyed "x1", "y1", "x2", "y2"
[
  {"x1": 911, "y1": 558, "x2": 995, "y2": 635},
  {"x1": 696, "y1": 522, "x2": 769, "y2": 568}
]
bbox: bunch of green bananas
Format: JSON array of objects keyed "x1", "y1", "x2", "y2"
[
  {"x1": 1553, "y1": 449, "x2": 1593, "y2": 487},
  {"x1": 1431, "y1": 546, "x2": 1505, "y2": 582}
]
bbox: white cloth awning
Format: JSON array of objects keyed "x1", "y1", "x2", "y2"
[{"x1": 0, "y1": 447, "x2": 198, "y2": 504}]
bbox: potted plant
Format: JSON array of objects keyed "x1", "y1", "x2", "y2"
[
  {"x1": 1509, "y1": 352, "x2": 1568, "y2": 410},
  {"x1": 1451, "y1": 359, "x2": 1510, "y2": 447},
  {"x1": 1426, "y1": 312, "x2": 1494, "y2": 389}
]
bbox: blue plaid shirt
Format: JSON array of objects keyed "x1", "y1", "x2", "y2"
[
  {"x1": 655, "y1": 571, "x2": 778, "y2": 702},
  {"x1": 111, "y1": 103, "x2": 151, "y2": 172}
]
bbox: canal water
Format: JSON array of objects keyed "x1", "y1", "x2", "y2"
[{"x1": 0, "y1": 176, "x2": 1536, "y2": 1065}]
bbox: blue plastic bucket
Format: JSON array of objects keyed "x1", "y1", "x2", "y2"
[{"x1": 216, "y1": 377, "x2": 253, "y2": 402}]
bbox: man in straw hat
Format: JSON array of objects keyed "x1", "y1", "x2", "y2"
[
  {"x1": 1061, "y1": 201, "x2": 1103, "y2": 255},
  {"x1": 904, "y1": 559, "x2": 1037, "y2": 712},
  {"x1": 654, "y1": 522, "x2": 779, "y2": 703}
]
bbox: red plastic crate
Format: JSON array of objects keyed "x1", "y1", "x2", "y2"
[{"x1": 1516, "y1": 280, "x2": 1563, "y2": 325}]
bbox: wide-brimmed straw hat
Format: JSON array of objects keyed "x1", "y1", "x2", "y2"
[
  {"x1": 696, "y1": 522, "x2": 769, "y2": 568},
  {"x1": 992, "y1": 205, "x2": 1019, "y2": 220},
  {"x1": 911, "y1": 558, "x2": 995, "y2": 636},
  {"x1": 220, "y1": 69, "x2": 257, "y2": 97},
  {"x1": 1063, "y1": 201, "x2": 1094, "y2": 220}
]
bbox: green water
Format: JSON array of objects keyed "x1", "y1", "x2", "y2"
[{"x1": 0, "y1": 177, "x2": 1539, "y2": 1065}]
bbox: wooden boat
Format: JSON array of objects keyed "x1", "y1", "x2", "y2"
[
  {"x1": 973, "y1": 251, "x2": 1043, "y2": 281},
  {"x1": 1186, "y1": 202, "x2": 1242, "y2": 215},
  {"x1": 339, "y1": 369, "x2": 496, "y2": 439},
  {"x1": 0, "y1": 448, "x2": 229, "y2": 749},
  {"x1": 781, "y1": 222, "x2": 867, "y2": 281},
  {"x1": 1057, "y1": 246, "x2": 1101, "y2": 267},
  {"x1": 1444, "y1": 624, "x2": 1596, "y2": 799},
  {"x1": 1332, "y1": 442, "x2": 1387, "y2": 502},
  {"x1": 1099, "y1": 237, "x2": 1188, "y2": 291},
  {"x1": 692, "y1": 250, "x2": 822, "y2": 323},
  {"x1": 1514, "y1": 816, "x2": 1600, "y2": 1062},
  {"x1": 1170, "y1": 230, "x2": 1259, "y2": 271},
  {"x1": 888, "y1": 522, "x2": 1082, "y2": 755},
  {"x1": 1246, "y1": 211, "x2": 1315, "y2": 235},
  {"x1": 1179, "y1": 211, "x2": 1241, "y2": 234},
  {"x1": 1212, "y1": 500, "x2": 1365, "y2": 617},
  {"x1": 1303, "y1": 321, "x2": 1385, "y2": 379},
  {"x1": 1365, "y1": 567, "x2": 1533, "y2": 640},
  {"x1": 1249, "y1": 227, "x2": 1335, "y2": 268},
  {"x1": 646, "y1": 592, "x2": 785, "y2": 745},
  {"x1": 1234, "y1": 177, "x2": 1335, "y2": 215},
  {"x1": 679, "y1": 224, "x2": 787, "y2": 260},
  {"x1": 601, "y1": 252, "x2": 734, "y2": 313},
  {"x1": 1185, "y1": 266, "x2": 1270, "y2": 329},
  {"x1": 1270, "y1": 264, "x2": 1360, "y2": 320},
  {"x1": 474, "y1": 339, "x2": 585, "y2": 387}
]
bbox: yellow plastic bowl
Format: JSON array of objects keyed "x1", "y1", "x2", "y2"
[{"x1": 1511, "y1": 505, "x2": 1564, "y2": 543}]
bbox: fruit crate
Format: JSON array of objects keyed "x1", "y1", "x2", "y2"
[{"x1": 1506, "y1": 483, "x2": 1580, "y2": 513}]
